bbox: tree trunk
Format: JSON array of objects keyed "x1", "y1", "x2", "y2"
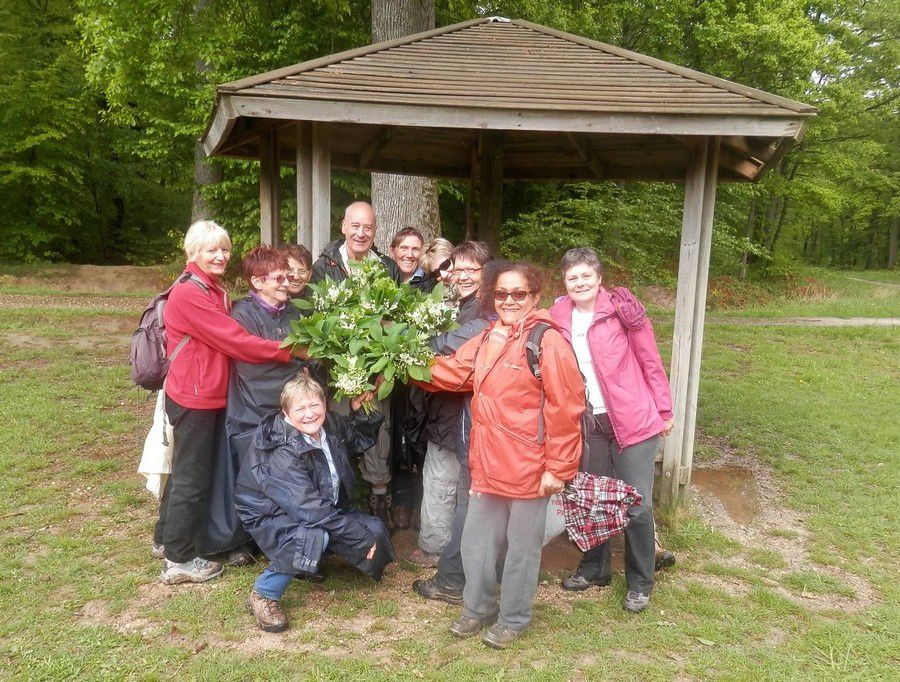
[
  {"x1": 739, "y1": 193, "x2": 757, "y2": 280},
  {"x1": 190, "y1": 1, "x2": 220, "y2": 222},
  {"x1": 371, "y1": 0, "x2": 440, "y2": 251},
  {"x1": 889, "y1": 214, "x2": 898, "y2": 269},
  {"x1": 191, "y1": 140, "x2": 222, "y2": 222}
]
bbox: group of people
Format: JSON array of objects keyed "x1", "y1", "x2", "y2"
[{"x1": 151, "y1": 199, "x2": 674, "y2": 649}]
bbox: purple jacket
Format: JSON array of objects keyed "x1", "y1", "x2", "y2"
[{"x1": 550, "y1": 288, "x2": 673, "y2": 449}]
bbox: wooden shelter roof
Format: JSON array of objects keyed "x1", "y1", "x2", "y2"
[{"x1": 203, "y1": 17, "x2": 816, "y2": 182}]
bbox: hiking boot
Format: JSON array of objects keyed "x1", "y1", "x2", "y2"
[
  {"x1": 226, "y1": 547, "x2": 256, "y2": 567},
  {"x1": 623, "y1": 590, "x2": 651, "y2": 613},
  {"x1": 412, "y1": 576, "x2": 463, "y2": 605},
  {"x1": 151, "y1": 542, "x2": 165, "y2": 560},
  {"x1": 246, "y1": 590, "x2": 288, "y2": 633},
  {"x1": 561, "y1": 570, "x2": 612, "y2": 591},
  {"x1": 390, "y1": 502, "x2": 412, "y2": 531},
  {"x1": 160, "y1": 557, "x2": 224, "y2": 585},
  {"x1": 450, "y1": 614, "x2": 493, "y2": 638},
  {"x1": 655, "y1": 549, "x2": 676, "y2": 572},
  {"x1": 482, "y1": 623, "x2": 523, "y2": 649},
  {"x1": 404, "y1": 547, "x2": 440, "y2": 568},
  {"x1": 368, "y1": 492, "x2": 392, "y2": 529}
]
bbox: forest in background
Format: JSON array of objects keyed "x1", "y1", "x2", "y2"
[{"x1": 1, "y1": 0, "x2": 896, "y2": 282}]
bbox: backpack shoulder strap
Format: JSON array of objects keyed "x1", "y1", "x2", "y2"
[
  {"x1": 525, "y1": 322, "x2": 551, "y2": 379},
  {"x1": 163, "y1": 273, "x2": 208, "y2": 360}
]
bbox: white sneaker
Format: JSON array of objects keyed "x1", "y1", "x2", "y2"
[{"x1": 160, "y1": 557, "x2": 224, "y2": 585}]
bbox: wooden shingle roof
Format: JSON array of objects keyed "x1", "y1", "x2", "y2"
[{"x1": 204, "y1": 17, "x2": 816, "y2": 182}]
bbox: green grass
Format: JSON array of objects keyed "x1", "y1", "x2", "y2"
[{"x1": 0, "y1": 280, "x2": 897, "y2": 679}]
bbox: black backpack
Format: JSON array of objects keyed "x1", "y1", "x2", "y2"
[
  {"x1": 525, "y1": 322, "x2": 593, "y2": 469},
  {"x1": 130, "y1": 273, "x2": 207, "y2": 390}
]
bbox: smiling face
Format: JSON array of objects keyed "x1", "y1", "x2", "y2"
[
  {"x1": 286, "y1": 256, "x2": 311, "y2": 296},
  {"x1": 193, "y1": 240, "x2": 231, "y2": 280},
  {"x1": 391, "y1": 235, "x2": 423, "y2": 280},
  {"x1": 251, "y1": 268, "x2": 289, "y2": 307},
  {"x1": 453, "y1": 256, "x2": 483, "y2": 299},
  {"x1": 564, "y1": 263, "x2": 602, "y2": 308},
  {"x1": 341, "y1": 203, "x2": 376, "y2": 261},
  {"x1": 283, "y1": 391, "x2": 327, "y2": 437},
  {"x1": 493, "y1": 271, "x2": 539, "y2": 326}
]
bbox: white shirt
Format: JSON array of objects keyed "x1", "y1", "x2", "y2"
[
  {"x1": 571, "y1": 308, "x2": 606, "y2": 414},
  {"x1": 303, "y1": 428, "x2": 340, "y2": 504}
]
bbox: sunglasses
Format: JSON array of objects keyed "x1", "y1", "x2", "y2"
[
  {"x1": 437, "y1": 258, "x2": 453, "y2": 273},
  {"x1": 261, "y1": 274, "x2": 288, "y2": 285},
  {"x1": 493, "y1": 289, "x2": 531, "y2": 302}
]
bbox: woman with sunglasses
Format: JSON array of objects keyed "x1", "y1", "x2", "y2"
[
  {"x1": 202, "y1": 247, "x2": 321, "y2": 564},
  {"x1": 414, "y1": 261, "x2": 585, "y2": 649},
  {"x1": 550, "y1": 247, "x2": 674, "y2": 614}
]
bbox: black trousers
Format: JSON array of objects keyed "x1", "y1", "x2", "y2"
[{"x1": 153, "y1": 396, "x2": 224, "y2": 563}]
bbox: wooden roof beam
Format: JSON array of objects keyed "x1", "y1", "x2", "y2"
[
  {"x1": 565, "y1": 133, "x2": 608, "y2": 179},
  {"x1": 721, "y1": 135, "x2": 777, "y2": 163},
  {"x1": 358, "y1": 127, "x2": 396, "y2": 168}
]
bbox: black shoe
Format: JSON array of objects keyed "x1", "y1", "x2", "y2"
[
  {"x1": 654, "y1": 550, "x2": 676, "y2": 572},
  {"x1": 412, "y1": 576, "x2": 463, "y2": 605},
  {"x1": 561, "y1": 571, "x2": 612, "y2": 591},
  {"x1": 294, "y1": 571, "x2": 326, "y2": 583}
]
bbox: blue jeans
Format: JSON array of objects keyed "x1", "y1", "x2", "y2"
[{"x1": 254, "y1": 568, "x2": 293, "y2": 601}]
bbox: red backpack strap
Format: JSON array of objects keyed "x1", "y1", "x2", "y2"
[{"x1": 609, "y1": 286, "x2": 647, "y2": 330}]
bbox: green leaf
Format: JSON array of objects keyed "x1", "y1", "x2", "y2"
[
  {"x1": 407, "y1": 364, "x2": 427, "y2": 382},
  {"x1": 377, "y1": 379, "x2": 394, "y2": 401}
]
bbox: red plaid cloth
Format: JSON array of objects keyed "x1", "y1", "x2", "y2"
[{"x1": 561, "y1": 472, "x2": 643, "y2": 551}]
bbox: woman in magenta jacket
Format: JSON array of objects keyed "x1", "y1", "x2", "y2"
[
  {"x1": 154, "y1": 220, "x2": 306, "y2": 586},
  {"x1": 549, "y1": 247, "x2": 674, "y2": 613}
]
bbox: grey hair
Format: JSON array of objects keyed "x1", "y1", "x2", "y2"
[{"x1": 560, "y1": 247, "x2": 604, "y2": 277}]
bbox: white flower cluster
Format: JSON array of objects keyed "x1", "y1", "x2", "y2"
[
  {"x1": 404, "y1": 299, "x2": 453, "y2": 335},
  {"x1": 333, "y1": 356, "x2": 369, "y2": 396},
  {"x1": 312, "y1": 284, "x2": 350, "y2": 312}
]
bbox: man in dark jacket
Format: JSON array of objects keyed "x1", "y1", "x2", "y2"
[
  {"x1": 406, "y1": 242, "x2": 492, "y2": 573},
  {"x1": 235, "y1": 375, "x2": 395, "y2": 632},
  {"x1": 310, "y1": 201, "x2": 402, "y2": 524}
]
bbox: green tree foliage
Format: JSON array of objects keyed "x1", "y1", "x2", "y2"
[{"x1": 1, "y1": 0, "x2": 895, "y2": 275}]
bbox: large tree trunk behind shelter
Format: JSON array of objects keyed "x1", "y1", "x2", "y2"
[{"x1": 371, "y1": 0, "x2": 440, "y2": 252}]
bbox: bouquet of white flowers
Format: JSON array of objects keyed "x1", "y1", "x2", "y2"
[{"x1": 283, "y1": 259, "x2": 457, "y2": 404}]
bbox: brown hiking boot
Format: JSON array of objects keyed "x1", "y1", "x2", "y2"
[
  {"x1": 404, "y1": 547, "x2": 440, "y2": 568},
  {"x1": 482, "y1": 623, "x2": 524, "y2": 649},
  {"x1": 246, "y1": 590, "x2": 288, "y2": 633},
  {"x1": 368, "y1": 492, "x2": 392, "y2": 529}
]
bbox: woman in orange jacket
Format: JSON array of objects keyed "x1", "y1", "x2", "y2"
[{"x1": 416, "y1": 261, "x2": 585, "y2": 649}]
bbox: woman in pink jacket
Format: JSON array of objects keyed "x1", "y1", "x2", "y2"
[{"x1": 549, "y1": 247, "x2": 674, "y2": 614}]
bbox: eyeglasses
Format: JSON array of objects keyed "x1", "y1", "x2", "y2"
[
  {"x1": 287, "y1": 268, "x2": 309, "y2": 278},
  {"x1": 493, "y1": 289, "x2": 531, "y2": 302},
  {"x1": 455, "y1": 266, "x2": 482, "y2": 277},
  {"x1": 437, "y1": 259, "x2": 452, "y2": 273},
  {"x1": 262, "y1": 274, "x2": 288, "y2": 285}
]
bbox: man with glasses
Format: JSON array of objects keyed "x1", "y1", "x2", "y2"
[{"x1": 310, "y1": 201, "x2": 402, "y2": 523}]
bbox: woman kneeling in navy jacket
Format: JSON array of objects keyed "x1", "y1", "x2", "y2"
[{"x1": 235, "y1": 371, "x2": 396, "y2": 632}]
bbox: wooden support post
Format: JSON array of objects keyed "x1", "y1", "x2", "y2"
[
  {"x1": 465, "y1": 143, "x2": 480, "y2": 241},
  {"x1": 259, "y1": 125, "x2": 281, "y2": 246},
  {"x1": 295, "y1": 122, "x2": 313, "y2": 248},
  {"x1": 660, "y1": 137, "x2": 720, "y2": 507},
  {"x1": 311, "y1": 123, "x2": 331, "y2": 260},
  {"x1": 476, "y1": 131, "x2": 503, "y2": 252}
]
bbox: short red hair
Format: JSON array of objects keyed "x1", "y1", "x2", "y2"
[{"x1": 242, "y1": 247, "x2": 289, "y2": 289}]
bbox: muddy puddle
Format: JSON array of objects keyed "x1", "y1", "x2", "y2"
[{"x1": 691, "y1": 465, "x2": 761, "y2": 525}]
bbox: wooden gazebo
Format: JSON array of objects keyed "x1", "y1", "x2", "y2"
[{"x1": 201, "y1": 17, "x2": 816, "y2": 504}]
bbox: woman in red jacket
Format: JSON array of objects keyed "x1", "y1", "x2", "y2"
[
  {"x1": 154, "y1": 221, "x2": 306, "y2": 585},
  {"x1": 549, "y1": 247, "x2": 674, "y2": 613},
  {"x1": 417, "y1": 261, "x2": 585, "y2": 649}
]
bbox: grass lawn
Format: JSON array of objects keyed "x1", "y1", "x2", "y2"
[{"x1": 0, "y1": 275, "x2": 897, "y2": 680}]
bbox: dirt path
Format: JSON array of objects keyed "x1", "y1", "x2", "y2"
[
  {"x1": 842, "y1": 275, "x2": 900, "y2": 289},
  {"x1": 0, "y1": 292, "x2": 144, "y2": 313},
  {"x1": 708, "y1": 316, "x2": 900, "y2": 327}
]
